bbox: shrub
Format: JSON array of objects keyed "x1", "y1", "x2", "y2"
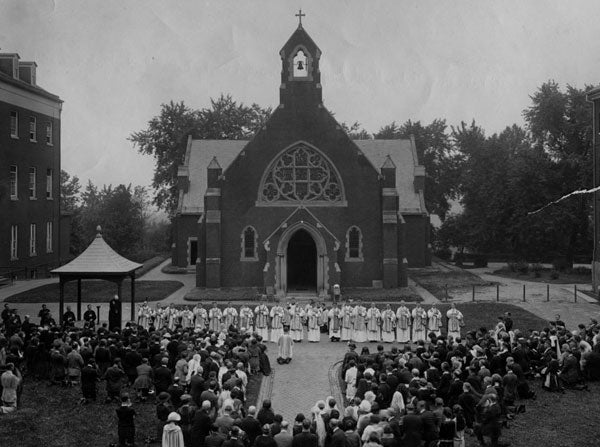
[
  {"x1": 530, "y1": 263, "x2": 543, "y2": 273},
  {"x1": 550, "y1": 270, "x2": 560, "y2": 280},
  {"x1": 552, "y1": 257, "x2": 570, "y2": 272},
  {"x1": 473, "y1": 254, "x2": 488, "y2": 268},
  {"x1": 512, "y1": 261, "x2": 529, "y2": 274},
  {"x1": 434, "y1": 248, "x2": 452, "y2": 261},
  {"x1": 570, "y1": 266, "x2": 591, "y2": 276}
]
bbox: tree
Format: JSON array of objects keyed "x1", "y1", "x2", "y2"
[
  {"x1": 375, "y1": 119, "x2": 459, "y2": 221},
  {"x1": 522, "y1": 82, "x2": 593, "y2": 264},
  {"x1": 340, "y1": 121, "x2": 371, "y2": 140},
  {"x1": 130, "y1": 95, "x2": 271, "y2": 217},
  {"x1": 60, "y1": 170, "x2": 80, "y2": 212}
]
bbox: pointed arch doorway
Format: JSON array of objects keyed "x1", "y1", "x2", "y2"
[
  {"x1": 275, "y1": 222, "x2": 328, "y2": 297},
  {"x1": 287, "y1": 229, "x2": 317, "y2": 291}
]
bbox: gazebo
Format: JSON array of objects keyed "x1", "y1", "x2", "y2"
[{"x1": 51, "y1": 226, "x2": 143, "y2": 324}]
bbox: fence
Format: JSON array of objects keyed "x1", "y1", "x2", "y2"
[{"x1": 441, "y1": 283, "x2": 594, "y2": 304}]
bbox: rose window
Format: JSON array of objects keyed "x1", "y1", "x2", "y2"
[{"x1": 259, "y1": 144, "x2": 344, "y2": 204}]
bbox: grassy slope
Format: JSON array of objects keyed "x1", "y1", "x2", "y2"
[
  {"x1": 4, "y1": 280, "x2": 184, "y2": 303},
  {"x1": 2, "y1": 371, "x2": 263, "y2": 447}
]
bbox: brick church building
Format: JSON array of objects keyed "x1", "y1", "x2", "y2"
[{"x1": 172, "y1": 22, "x2": 430, "y2": 297}]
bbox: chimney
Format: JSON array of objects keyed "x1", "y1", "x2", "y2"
[
  {"x1": 18, "y1": 61, "x2": 37, "y2": 85},
  {"x1": 0, "y1": 53, "x2": 20, "y2": 79}
]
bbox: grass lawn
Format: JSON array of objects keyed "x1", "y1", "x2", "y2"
[
  {"x1": 464, "y1": 381, "x2": 600, "y2": 447},
  {"x1": 410, "y1": 268, "x2": 494, "y2": 299},
  {"x1": 185, "y1": 287, "x2": 265, "y2": 301},
  {"x1": 2, "y1": 372, "x2": 263, "y2": 447},
  {"x1": 492, "y1": 268, "x2": 591, "y2": 285},
  {"x1": 4, "y1": 280, "x2": 184, "y2": 303}
]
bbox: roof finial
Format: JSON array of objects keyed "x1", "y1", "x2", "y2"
[
  {"x1": 295, "y1": 8, "x2": 305, "y2": 28},
  {"x1": 96, "y1": 225, "x2": 102, "y2": 237}
]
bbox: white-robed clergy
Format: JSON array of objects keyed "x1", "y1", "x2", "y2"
[
  {"x1": 223, "y1": 302, "x2": 238, "y2": 329},
  {"x1": 352, "y1": 303, "x2": 368, "y2": 343},
  {"x1": 412, "y1": 305, "x2": 427, "y2": 342},
  {"x1": 288, "y1": 302, "x2": 304, "y2": 342},
  {"x1": 366, "y1": 303, "x2": 381, "y2": 342},
  {"x1": 238, "y1": 305, "x2": 253, "y2": 333},
  {"x1": 306, "y1": 305, "x2": 321, "y2": 342},
  {"x1": 446, "y1": 303, "x2": 464, "y2": 339},
  {"x1": 167, "y1": 305, "x2": 179, "y2": 331},
  {"x1": 427, "y1": 304, "x2": 443, "y2": 337},
  {"x1": 328, "y1": 304, "x2": 342, "y2": 341},
  {"x1": 340, "y1": 303, "x2": 354, "y2": 342},
  {"x1": 380, "y1": 304, "x2": 396, "y2": 343},
  {"x1": 269, "y1": 305, "x2": 285, "y2": 343},
  {"x1": 254, "y1": 304, "x2": 270, "y2": 340},
  {"x1": 208, "y1": 303, "x2": 222, "y2": 332},
  {"x1": 137, "y1": 301, "x2": 151, "y2": 329},
  {"x1": 193, "y1": 304, "x2": 207, "y2": 329},
  {"x1": 396, "y1": 302, "x2": 412, "y2": 343},
  {"x1": 180, "y1": 307, "x2": 194, "y2": 329},
  {"x1": 277, "y1": 327, "x2": 294, "y2": 364}
]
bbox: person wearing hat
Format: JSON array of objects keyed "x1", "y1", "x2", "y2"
[
  {"x1": 156, "y1": 392, "x2": 174, "y2": 439},
  {"x1": 162, "y1": 411, "x2": 184, "y2": 447},
  {"x1": 116, "y1": 394, "x2": 136, "y2": 447},
  {"x1": 254, "y1": 423, "x2": 278, "y2": 447}
]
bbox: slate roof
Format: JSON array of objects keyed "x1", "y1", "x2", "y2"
[
  {"x1": 51, "y1": 231, "x2": 142, "y2": 275},
  {"x1": 177, "y1": 138, "x2": 427, "y2": 215}
]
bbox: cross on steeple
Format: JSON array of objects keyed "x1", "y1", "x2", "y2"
[{"x1": 295, "y1": 9, "x2": 305, "y2": 27}]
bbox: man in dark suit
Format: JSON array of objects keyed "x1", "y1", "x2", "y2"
[
  {"x1": 401, "y1": 404, "x2": 423, "y2": 447},
  {"x1": 292, "y1": 419, "x2": 318, "y2": 447},
  {"x1": 191, "y1": 400, "x2": 213, "y2": 447},
  {"x1": 153, "y1": 357, "x2": 173, "y2": 394},
  {"x1": 239, "y1": 405, "x2": 262, "y2": 446},
  {"x1": 329, "y1": 419, "x2": 347, "y2": 447},
  {"x1": 418, "y1": 399, "x2": 439, "y2": 446}
]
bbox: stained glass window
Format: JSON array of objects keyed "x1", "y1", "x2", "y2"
[{"x1": 259, "y1": 144, "x2": 343, "y2": 204}]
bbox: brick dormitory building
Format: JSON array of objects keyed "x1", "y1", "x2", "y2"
[
  {"x1": 171, "y1": 23, "x2": 431, "y2": 297},
  {"x1": 0, "y1": 52, "x2": 66, "y2": 280}
]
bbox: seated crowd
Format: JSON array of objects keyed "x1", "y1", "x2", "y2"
[{"x1": 1, "y1": 302, "x2": 600, "y2": 447}]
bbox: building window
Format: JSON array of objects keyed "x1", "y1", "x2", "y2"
[
  {"x1": 345, "y1": 226, "x2": 363, "y2": 262},
  {"x1": 188, "y1": 238, "x2": 198, "y2": 266},
  {"x1": 29, "y1": 223, "x2": 37, "y2": 256},
  {"x1": 29, "y1": 116, "x2": 36, "y2": 141},
  {"x1": 10, "y1": 225, "x2": 18, "y2": 260},
  {"x1": 10, "y1": 111, "x2": 18, "y2": 138},
  {"x1": 9, "y1": 165, "x2": 18, "y2": 200},
  {"x1": 29, "y1": 167, "x2": 36, "y2": 199},
  {"x1": 46, "y1": 168, "x2": 53, "y2": 199},
  {"x1": 46, "y1": 221, "x2": 53, "y2": 253},
  {"x1": 258, "y1": 143, "x2": 345, "y2": 206},
  {"x1": 241, "y1": 226, "x2": 258, "y2": 261},
  {"x1": 45, "y1": 122, "x2": 53, "y2": 145}
]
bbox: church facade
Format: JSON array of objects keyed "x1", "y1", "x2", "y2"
[{"x1": 171, "y1": 23, "x2": 430, "y2": 297}]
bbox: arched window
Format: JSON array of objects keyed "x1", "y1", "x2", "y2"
[
  {"x1": 257, "y1": 143, "x2": 346, "y2": 206},
  {"x1": 241, "y1": 226, "x2": 258, "y2": 261},
  {"x1": 345, "y1": 226, "x2": 363, "y2": 261}
]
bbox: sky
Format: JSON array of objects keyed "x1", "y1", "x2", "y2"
[{"x1": 2, "y1": 0, "x2": 600, "y2": 191}]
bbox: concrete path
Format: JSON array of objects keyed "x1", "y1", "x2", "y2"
[{"x1": 257, "y1": 333, "x2": 347, "y2": 424}]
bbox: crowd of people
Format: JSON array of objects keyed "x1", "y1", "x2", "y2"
[{"x1": 1, "y1": 298, "x2": 600, "y2": 447}]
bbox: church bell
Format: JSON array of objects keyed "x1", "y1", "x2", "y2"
[{"x1": 297, "y1": 60, "x2": 304, "y2": 70}]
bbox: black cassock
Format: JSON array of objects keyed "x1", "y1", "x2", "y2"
[{"x1": 109, "y1": 298, "x2": 122, "y2": 330}]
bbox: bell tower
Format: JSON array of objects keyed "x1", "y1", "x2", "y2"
[{"x1": 279, "y1": 10, "x2": 323, "y2": 110}]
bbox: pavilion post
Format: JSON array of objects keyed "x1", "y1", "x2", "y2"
[
  {"x1": 77, "y1": 278, "x2": 82, "y2": 321},
  {"x1": 59, "y1": 279, "x2": 65, "y2": 325},
  {"x1": 130, "y1": 272, "x2": 135, "y2": 323},
  {"x1": 117, "y1": 280, "x2": 123, "y2": 328}
]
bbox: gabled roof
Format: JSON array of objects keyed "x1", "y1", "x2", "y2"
[
  {"x1": 52, "y1": 230, "x2": 142, "y2": 275},
  {"x1": 178, "y1": 139, "x2": 248, "y2": 214},
  {"x1": 178, "y1": 138, "x2": 427, "y2": 215},
  {"x1": 353, "y1": 139, "x2": 425, "y2": 214}
]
